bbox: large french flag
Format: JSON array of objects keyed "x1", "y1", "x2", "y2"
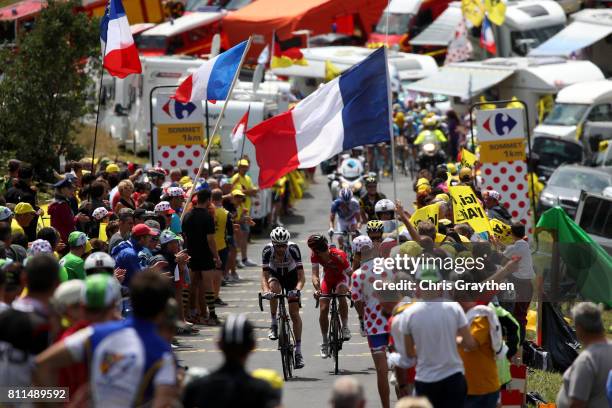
[
  {"x1": 100, "y1": 0, "x2": 142, "y2": 78},
  {"x1": 247, "y1": 47, "x2": 391, "y2": 188},
  {"x1": 173, "y1": 41, "x2": 247, "y2": 103}
]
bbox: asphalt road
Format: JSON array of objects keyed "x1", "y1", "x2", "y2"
[{"x1": 176, "y1": 169, "x2": 416, "y2": 408}]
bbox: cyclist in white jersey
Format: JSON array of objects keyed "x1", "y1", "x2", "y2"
[{"x1": 329, "y1": 188, "x2": 361, "y2": 249}]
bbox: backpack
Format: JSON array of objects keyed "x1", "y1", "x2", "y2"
[{"x1": 466, "y1": 304, "x2": 507, "y2": 358}]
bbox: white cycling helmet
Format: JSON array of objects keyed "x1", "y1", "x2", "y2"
[
  {"x1": 375, "y1": 199, "x2": 396, "y2": 213},
  {"x1": 352, "y1": 235, "x2": 373, "y2": 253},
  {"x1": 84, "y1": 251, "x2": 116, "y2": 272},
  {"x1": 339, "y1": 158, "x2": 362, "y2": 179},
  {"x1": 270, "y1": 227, "x2": 290, "y2": 244}
]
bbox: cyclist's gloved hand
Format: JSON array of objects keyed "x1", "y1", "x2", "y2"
[
  {"x1": 328, "y1": 228, "x2": 335, "y2": 237},
  {"x1": 263, "y1": 292, "x2": 275, "y2": 300},
  {"x1": 287, "y1": 290, "x2": 300, "y2": 299}
]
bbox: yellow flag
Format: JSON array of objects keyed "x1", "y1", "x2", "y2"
[
  {"x1": 449, "y1": 185, "x2": 492, "y2": 233},
  {"x1": 409, "y1": 203, "x2": 440, "y2": 232},
  {"x1": 485, "y1": 0, "x2": 506, "y2": 25},
  {"x1": 490, "y1": 218, "x2": 513, "y2": 245},
  {"x1": 325, "y1": 60, "x2": 341, "y2": 82},
  {"x1": 98, "y1": 222, "x2": 108, "y2": 242},
  {"x1": 462, "y1": 0, "x2": 485, "y2": 27},
  {"x1": 506, "y1": 96, "x2": 523, "y2": 109},
  {"x1": 460, "y1": 148, "x2": 477, "y2": 168}
]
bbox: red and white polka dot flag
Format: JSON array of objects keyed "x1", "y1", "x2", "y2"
[{"x1": 157, "y1": 144, "x2": 204, "y2": 175}]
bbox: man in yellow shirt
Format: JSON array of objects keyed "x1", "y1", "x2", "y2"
[
  {"x1": 230, "y1": 159, "x2": 258, "y2": 267},
  {"x1": 12, "y1": 202, "x2": 38, "y2": 242},
  {"x1": 457, "y1": 298, "x2": 501, "y2": 408}
]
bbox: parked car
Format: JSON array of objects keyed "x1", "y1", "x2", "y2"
[
  {"x1": 538, "y1": 165, "x2": 612, "y2": 217},
  {"x1": 575, "y1": 191, "x2": 612, "y2": 256}
]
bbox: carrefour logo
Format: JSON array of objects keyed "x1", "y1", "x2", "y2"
[
  {"x1": 481, "y1": 112, "x2": 517, "y2": 137},
  {"x1": 162, "y1": 99, "x2": 197, "y2": 120}
]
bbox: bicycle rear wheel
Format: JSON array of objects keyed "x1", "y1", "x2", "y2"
[{"x1": 330, "y1": 313, "x2": 341, "y2": 375}]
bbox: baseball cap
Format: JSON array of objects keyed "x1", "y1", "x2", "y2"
[
  {"x1": 154, "y1": 201, "x2": 175, "y2": 214},
  {"x1": 0, "y1": 206, "x2": 13, "y2": 221},
  {"x1": 68, "y1": 231, "x2": 88, "y2": 247},
  {"x1": 53, "y1": 280, "x2": 86, "y2": 311},
  {"x1": 14, "y1": 202, "x2": 35, "y2": 215},
  {"x1": 28, "y1": 239, "x2": 53, "y2": 256},
  {"x1": 92, "y1": 207, "x2": 110, "y2": 221},
  {"x1": 159, "y1": 230, "x2": 180, "y2": 245},
  {"x1": 105, "y1": 163, "x2": 120, "y2": 173},
  {"x1": 231, "y1": 189, "x2": 245, "y2": 197},
  {"x1": 416, "y1": 266, "x2": 442, "y2": 283},
  {"x1": 165, "y1": 187, "x2": 185, "y2": 198},
  {"x1": 82, "y1": 274, "x2": 121, "y2": 309},
  {"x1": 144, "y1": 219, "x2": 161, "y2": 230},
  {"x1": 486, "y1": 190, "x2": 501, "y2": 201},
  {"x1": 237, "y1": 159, "x2": 249, "y2": 167},
  {"x1": 53, "y1": 176, "x2": 74, "y2": 189},
  {"x1": 459, "y1": 167, "x2": 472, "y2": 179},
  {"x1": 179, "y1": 176, "x2": 192, "y2": 186},
  {"x1": 131, "y1": 224, "x2": 159, "y2": 237}
]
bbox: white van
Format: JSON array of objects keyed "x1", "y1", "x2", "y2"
[
  {"x1": 534, "y1": 80, "x2": 612, "y2": 140},
  {"x1": 405, "y1": 57, "x2": 604, "y2": 130},
  {"x1": 574, "y1": 192, "x2": 612, "y2": 256},
  {"x1": 409, "y1": 0, "x2": 567, "y2": 58},
  {"x1": 271, "y1": 45, "x2": 438, "y2": 96},
  {"x1": 530, "y1": 9, "x2": 612, "y2": 76}
]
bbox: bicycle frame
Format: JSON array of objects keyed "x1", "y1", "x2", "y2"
[
  {"x1": 329, "y1": 230, "x2": 356, "y2": 261},
  {"x1": 315, "y1": 290, "x2": 353, "y2": 375}
]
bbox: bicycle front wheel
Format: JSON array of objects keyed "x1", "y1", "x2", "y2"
[
  {"x1": 330, "y1": 313, "x2": 341, "y2": 375},
  {"x1": 279, "y1": 317, "x2": 293, "y2": 380}
]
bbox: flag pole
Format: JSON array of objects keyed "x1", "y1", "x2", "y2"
[
  {"x1": 90, "y1": 44, "x2": 107, "y2": 174},
  {"x1": 181, "y1": 36, "x2": 253, "y2": 222},
  {"x1": 239, "y1": 104, "x2": 250, "y2": 159},
  {"x1": 383, "y1": 47, "x2": 399, "y2": 246}
]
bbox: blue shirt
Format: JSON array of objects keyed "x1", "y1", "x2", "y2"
[
  {"x1": 331, "y1": 198, "x2": 360, "y2": 221},
  {"x1": 170, "y1": 213, "x2": 182, "y2": 234},
  {"x1": 113, "y1": 238, "x2": 145, "y2": 288},
  {"x1": 64, "y1": 317, "x2": 176, "y2": 407}
]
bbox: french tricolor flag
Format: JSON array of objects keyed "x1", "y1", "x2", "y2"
[
  {"x1": 247, "y1": 47, "x2": 392, "y2": 188},
  {"x1": 480, "y1": 16, "x2": 497, "y2": 55},
  {"x1": 100, "y1": 0, "x2": 142, "y2": 78},
  {"x1": 173, "y1": 41, "x2": 247, "y2": 103}
]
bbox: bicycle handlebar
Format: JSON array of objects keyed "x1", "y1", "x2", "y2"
[
  {"x1": 314, "y1": 293, "x2": 353, "y2": 309},
  {"x1": 258, "y1": 291, "x2": 302, "y2": 311}
]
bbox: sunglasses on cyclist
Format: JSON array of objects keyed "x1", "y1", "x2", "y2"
[
  {"x1": 273, "y1": 244, "x2": 287, "y2": 249},
  {"x1": 368, "y1": 234, "x2": 383, "y2": 242}
]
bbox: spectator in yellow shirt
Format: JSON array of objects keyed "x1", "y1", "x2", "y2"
[
  {"x1": 230, "y1": 160, "x2": 258, "y2": 268},
  {"x1": 12, "y1": 202, "x2": 38, "y2": 242}
]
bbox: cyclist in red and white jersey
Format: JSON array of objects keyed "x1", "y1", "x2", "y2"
[{"x1": 307, "y1": 234, "x2": 352, "y2": 359}]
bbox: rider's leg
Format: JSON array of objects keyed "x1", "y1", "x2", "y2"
[
  {"x1": 319, "y1": 298, "x2": 330, "y2": 343},
  {"x1": 337, "y1": 284, "x2": 350, "y2": 328},
  {"x1": 269, "y1": 279, "x2": 281, "y2": 326},
  {"x1": 288, "y1": 301, "x2": 302, "y2": 350},
  {"x1": 372, "y1": 348, "x2": 391, "y2": 408}
]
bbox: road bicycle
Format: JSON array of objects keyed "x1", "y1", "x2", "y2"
[
  {"x1": 259, "y1": 289, "x2": 301, "y2": 380},
  {"x1": 315, "y1": 290, "x2": 353, "y2": 375},
  {"x1": 329, "y1": 230, "x2": 358, "y2": 262}
]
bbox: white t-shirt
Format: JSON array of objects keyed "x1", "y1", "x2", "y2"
[
  {"x1": 503, "y1": 239, "x2": 535, "y2": 280},
  {"x1": 398, "y1": 300, "x2": 468, "y2": 383}
]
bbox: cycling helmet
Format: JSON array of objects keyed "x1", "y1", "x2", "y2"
[
  {"x1": 270, "y1": 227, "x2": 290, "y2": 244},
  {"x1": 375, "y1": 199, "x2": 396, "y2": 214},
  {"x1": 339, "y1": 188, "x2": 353, "y2": 202},
  {"x1": 220, "y1": 313, "x2": 255, "y2": 348},
  {"x1": 352, "y1": 235, "x2": 373, "y2": 253},
  {"x1": 307, "y1": 234, "x2": 328, "y2": 252},
  {"x1": 339, "y1": 158, "x2": 361, "y2": 179},
  {"x1": 84, "y1": 251, "x2": 116, "y2": 272},
  {"x1": 364, "y1": 176, "x2": 377, "y2": 186},
  {"x1": 366, "y1": 220, "x2": 385, "y2": 233}
]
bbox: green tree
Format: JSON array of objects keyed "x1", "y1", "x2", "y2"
[{"x1": 0, "y1": 0, "x2": 99, "y2": 180}]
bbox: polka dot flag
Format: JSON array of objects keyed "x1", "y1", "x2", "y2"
[
  {"x1": 480, "y1": 160, "x2": 534, "y2": 235},
  {"x1": 157, "y1": 144, "x2": 204, "y2": 174}
]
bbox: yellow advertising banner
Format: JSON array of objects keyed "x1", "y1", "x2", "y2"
[
  {"x1": 157, "y1": 123, "x2": 203, "y2": 146},
  {"x1": 449, "y1": 185, "x2": 492, "y2": 233},
  {"x1": 410, "y1": 203, "x2": 440, "y2": 231},
  {"x1": 462, "y1": 0, "x2": 485, "y2": 27},
  {"x1": 479, "y1": 138, "x2": 526, "y2": 163},
  {"x1": 460, "y1": 148, "x2": 477, "y2": 168},
  {"x1": 490, "y1": 218, "x2": 513, "y2": 245}
]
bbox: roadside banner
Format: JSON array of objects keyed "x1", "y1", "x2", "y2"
[
  {"x1": 490, "y1": 218, "x2": 513, "y2": 244},
  {"x1": 460, "y1": 148, "x2": 477, "y2": 168},
  {"x1": 476, "y1": 107, "x2": 532, "y2": 234},
  {"x1": 449, "y1": 185, "x2": 492, "y2": 233},
  {"x1": 410, "y1": 202, "x2": 440, "y2": 231}
]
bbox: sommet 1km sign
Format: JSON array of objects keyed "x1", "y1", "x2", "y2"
[{"x1": 475, "y1": 108, "x2": 526, "y2": 163}]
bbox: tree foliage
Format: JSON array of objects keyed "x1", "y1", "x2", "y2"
[{"x1": 0, "y1": 0, "x2": 99, "y2": 179}]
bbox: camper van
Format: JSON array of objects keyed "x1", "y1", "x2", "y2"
[
  {"x1": 366, "y1": 0, "x2": 453, "y2": 51},
  {"x1": 271, "y1": 46, "x2": 438, "y2": 97},
  {"x1": 530, "y1": 9, "x2": 612, "y2": 76},
  {"x1": 575, "y1": 191, "x2": 612, "y2": 255},
  {"x1": 135, "y1": 11, "x2": 225, "y2": 57},
  {"x1": 409, "y1": 0, "x2": 566, "y2": 58},
  {"x1": 405, "y1": 57, "x2": 604, "y2": 130}
]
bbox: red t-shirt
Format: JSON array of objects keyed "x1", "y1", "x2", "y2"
[
  {"x1": 57, "y1": 320, "x2": 91, "y2": 400},
  {"x1": 311, "y1": 247, "x2": 350, "y2": 279}
]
